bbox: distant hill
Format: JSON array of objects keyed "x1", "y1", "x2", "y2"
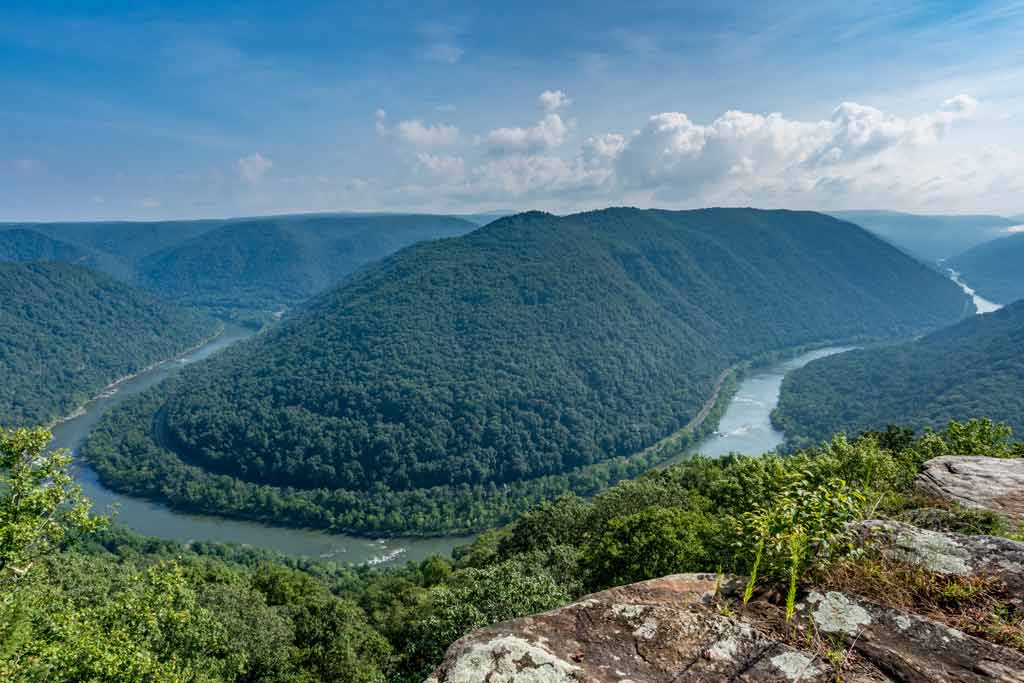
[
  {"x1": 3, "y1": 213, "x2": 477, "y2": 311},
  {"x1": 0, "y1": 228, "x2": 95, "y2": 264},
  {"x1": 0, "y1": 262, "x2": 218, "y2": 427},
  {"x1": 135, "y1": 214, "x2": 477, "y2": 310},
  {"x1": 83, "y1": 208, "x2": 971, "y2": 535},
  {"x1": 948, "y1": 232, "x2": 1024, "y2": 304},
  {"x1": 830, "y1": 210, "x2": 1016, "y2": 263},
  {"x1": 774, "y1": 300, "x2": 1024, "y2": 447}
]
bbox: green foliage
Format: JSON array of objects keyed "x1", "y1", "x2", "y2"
[
  {"x1": 0, "y1": 428, "x2": 106, "y2": 582},
  {"x1": 581, "y1": 507, "x2": 719, "y2": 589},
  {"x1": 392, "y1": 559, "x2": 570, "y2": 682},
  {"x1": 0, "y1": 262, "x2": 218, "y2": 426},
  {"x1": 84, "y1": 208, "x2": 969, "y2": 534},
  {"x1": 948, "y1": 231, "x2": 1024, "y2": 304},
  {"x1": 775, "y1": 303, "x2": 1024, "y2": 447}
]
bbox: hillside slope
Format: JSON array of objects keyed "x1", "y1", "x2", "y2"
[
  {"x1": 135, "y1": 213, "x2": 477, "y2": 309},
  {"x1": 82, "y1": 208, "x2": 971, "y2": 534},
  {"x1": 774, "y1": 300, "x2": 1024, "y2": 446},
  {"x1": 0, "y1": 263, "x2": 218, "y2": 427},
  {"x1": 830, "y1": 210, "x2": 1015, "y2": 263},
  {"x1": 948, "y1": 232, "x2": 1024, "y2": 304}
]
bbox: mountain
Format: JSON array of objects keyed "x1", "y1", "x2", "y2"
[
  {"x1": 0, "y1": 228, "x2": 126, "y2": 276},
  {"x1": 4, "y1": 213, "x2": 477, "y2": 311},
  {"x1": 774, "y1": 300, "x2": 1024, "y2": 447},
  {"x1": 829, "y1": 210, "x2": 1016, "y2": 263},
  {"x1": 82, "y1": 208, "x2": 972, "y2": 535},
  {"x1": 135, "y1": 214, "x2": 477, "y2": 310},
  {"x1": 947, "y1": 232, "x2": 1024, "y2": 304},
  {"x1": 0, "y1": 262, "x2": 218, "y2": 427}
]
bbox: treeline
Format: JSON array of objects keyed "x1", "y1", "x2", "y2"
[
  {"x1": 81, "y1": 370, "x2": 736, "y2": 535},
  {"x1": 0, "y1": 263, "x2": 218, "y2": 427},
  {"x1": 773, "y1": 300, "x2": 1024, "y2": 449},
  {"x1": 7, "y1": 420, "x2": 1022, "y2": 682}
]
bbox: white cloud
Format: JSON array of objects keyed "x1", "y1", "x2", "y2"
[
  {"x1": 396, "y1": 119, "x2": 460, "y2": 147},
  {"x1": 418, "y1": 21, "x2": 466, "y2": 64},
  {"x1": 539, "y1": 90, "x2": 572, "y2": 112},
  {"x1": 237, "y1": 152, "x2": 273, "y2": 183},
  {"x1": 486, "y1": 113, "x2": 570, "y2": 153},
  {"x1": 371, "y1": 92, "x2": 1004, "y2": 212},
  {"x1": 139, "y1": 197, "x2": 161, "y2": 209}
]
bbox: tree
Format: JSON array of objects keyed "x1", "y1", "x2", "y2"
[{"x1": 0, "y1": 427, "x2": 106, "y2": 583}]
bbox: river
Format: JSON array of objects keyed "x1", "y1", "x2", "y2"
[
  {"x1": 56, "y1": 329, "x2": 851, "y2": 564},
  {"x1": 670, "y1": 347, "x2": 853, "y2": 462},
  {"x1": 948, "y1": 269, "x2": 1002, "y2": 314},
  {"x1": 52, "y1": 323, "x2": 471, "y2": 566}
]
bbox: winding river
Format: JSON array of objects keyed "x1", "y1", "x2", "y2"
[{"x1": 56, "y1": 329, "x2": 851, "y2": 564}]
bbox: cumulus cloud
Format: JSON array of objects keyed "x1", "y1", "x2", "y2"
[
  {"x1": 418, "y1": 21, "x2": 466, "y2": 64},
  {"x1": 396, "y1": 119, "x2": 460, "y2": 147},
  {"x1": 374, "y1": 91, "x2": 991, "y2": 210},
  {"x1": 539, "y1": 90, "x2": 572, "y2": 112},
  {"x1": 237, "y1": 152, "x2": 273, "y2": 183}
]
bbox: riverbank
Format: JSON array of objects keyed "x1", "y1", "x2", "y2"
[{"x1": 47, "y1": 323, "x2": 226, "y2": 430}]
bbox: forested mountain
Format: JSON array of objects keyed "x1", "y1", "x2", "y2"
[
  {"x1": 135, "y1": 213, "x2": 477, "y2": 309},
  {"x1": 83, "y1": 208, "x2": 971, "y2": 534},
  {"x1": 774, "y1": 300, "x2": 1024, "y2": 447},
  {"x1": 947, "y1": 232, "x2": 1024, "y2": 304},
  {"x1": 0, "y1": 263, "x2": 218, "y2": 427},
  {"x1": 3, "y1": 213, "x2": 477, "y2": 311},
  {"x1": 0, "y1": 228, "x2": 91, "y2": 263},
  {"x1": 830, "y1": 210, "x2": 1016, "y2": 263}
]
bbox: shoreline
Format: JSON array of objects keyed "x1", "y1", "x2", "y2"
[{"x1": 46, "y1": 323, "x2": 226, "y2": 430}]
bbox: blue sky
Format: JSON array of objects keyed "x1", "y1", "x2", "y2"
[{"x1": 3, "y1": 1, "x2": 1024, "y2": 220}]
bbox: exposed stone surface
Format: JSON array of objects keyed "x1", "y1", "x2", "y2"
[
  {"x1": 850, "y1": 519, "x2": 1024, "y2": 602},
  {"x1": 915, "y1": 456, "x2": 1024, "y2": 523},
  {"x1": 427, "y1": 573, "x2": 1024, "y2": 682}
]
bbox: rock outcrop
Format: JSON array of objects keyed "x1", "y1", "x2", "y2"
[
  {"x1": 428, "y1": 570, "x2": 1024, "y2": 682},
  {"x1": 915, "y1": 456, "x2": 1024, "y2": 523},
  {"x1": 850, "y1": 519, "x2": 1024, "y2": 603}
]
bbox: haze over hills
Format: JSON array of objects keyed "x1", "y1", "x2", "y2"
[
  {"x1": 773, "y1": 300, "x2": 1024, "y2": 447},
  {"x1": 0, "y1": 228, "x2": 118, "y2": 274},
  {"x1": 829, "y1": 210, "x2": 1017, "y2": 263},
  {"x1": 948, "y1": 231, "x2": 1024, "y2": 304},
  {"x1": 135, "y1": 213, "x2": 477, "y2": 310},
  {"x1": 0, "y1": 262, "x2": 217, "y2": 427},
  {"x1": 83, "y1": 207, "x2": 971, "y2": 534},
  {"x1": 2, "y1": 213, "x2": 478, "y2": 312}
]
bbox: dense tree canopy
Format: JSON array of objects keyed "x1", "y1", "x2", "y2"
[
  {"x1": 135, "y1": 213, "x2": 477, "y2": 310},
  {"x1": 0, "y1": 263, "x2": 218, "y2": 427},
  {"x1": 774, "y1": 300, "x2": 1024, "y2": 448},
  {"x1": 84, "y1": 208, "x2": 970, "y2": 534},
  {"x1": 948, "y1": 232, "x2": 1024, "y2": 304}
]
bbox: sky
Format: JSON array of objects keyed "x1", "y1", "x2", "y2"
[{"x1": 2, "y1": 0, "x2": 1024, "y2": 221}]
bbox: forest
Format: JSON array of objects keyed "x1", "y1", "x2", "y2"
[
  {"x1": 5, "y1": 419, "x2": 1022, "y2": 682},
  {"x1": 1, "y1": 213, "x2": 478, "y2": 315},
  {"x1": 948, "y1": 231, "x2": 1024, "y2": 304},
  {"x1": 0, "y1": 263, "x2": 218, "y2": 427},
  {"x1": 83, "y1": 208, "x2": 971, "y2": 534},
  {"x1": 773, "y1": 300, "x2": 1024, "y2": 448}
]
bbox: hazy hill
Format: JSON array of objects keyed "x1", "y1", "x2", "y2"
[
  {"x1": 0, "y1": 262, "x2": 218, "y2": 427},
  {"x1": 84, "y1": 208, "x2": 971, "y2": 534},
  {"x1": 135, "y1": 213, "x2": 477, "y2": 310},
  {"x1": 3, "y1": 213, "x2": 477, "y2": 311},
  {"x1": 830, "y1": 210, "x2": 1016, "y2": 263},
  {"x1": 774, "y1": 300, "x2": 1024, "y2": 446},
  {"x1": 948, "y1": 232, "x2": 1024, "y2": 304}
]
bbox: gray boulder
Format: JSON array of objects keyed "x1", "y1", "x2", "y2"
[{"x1": 915, "y1": 456, "x2": 1024, "y2": 523}]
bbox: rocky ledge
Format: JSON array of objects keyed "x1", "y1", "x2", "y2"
[
  {"x1": 915, "y1": 456, "x2": 1024, "y2": 523},
  {"x1": 429, "y1": 456, "x2": 1024, "y2": 683}
]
